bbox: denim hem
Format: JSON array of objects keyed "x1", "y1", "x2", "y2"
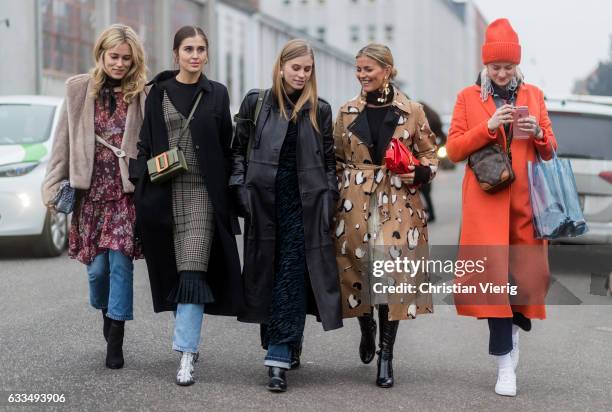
[
  {"x1": 264, "y1": 360, "x2": 290, "y2": 369},
  {"x1": 106, "y1": 312, "x2": 133, "y2": 321},
  {"x1": 90, "y1": 303, "x2": 108, "y2": 310},
  {"x1": 173, "y1": 343, "x2": 199, "y2": 354},
  {"x1": 489, "y1": 348, "x2": 512, "y2": 356},
  {"x1": 265, "y1": 353, "x2": 291, "y2": 362}
]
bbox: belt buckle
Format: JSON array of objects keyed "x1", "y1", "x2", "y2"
[{"x1": 155, "y1": 152, "x2": 169, "y2": 173}]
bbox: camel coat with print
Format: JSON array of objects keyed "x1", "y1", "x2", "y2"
[{"x1": 333, "y1": 89, "x2": 439, "y2": 321}]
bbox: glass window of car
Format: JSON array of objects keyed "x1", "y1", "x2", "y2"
[
  {"x1": 549, "y1": 112, "x2": 612, "y2": 160},
  {"x1": 0, "y1": 104, "x2": 56, "y2": 145}
]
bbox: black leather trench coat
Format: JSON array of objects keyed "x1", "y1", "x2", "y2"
[{"x1": 230, "y1": 89, "x2": 343, "y2": 331}]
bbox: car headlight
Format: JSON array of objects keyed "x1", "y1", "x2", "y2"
[
  {"x1": 0, "y1": 161, "x2": 39, "y2": 177},
  {"x1": 437, "y1": 146, "x2": 448, "y2": 159}
]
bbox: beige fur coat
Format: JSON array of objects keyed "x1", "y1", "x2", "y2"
[{"x1": 42, "y1": 74, "x2": 146, "y2": 206}]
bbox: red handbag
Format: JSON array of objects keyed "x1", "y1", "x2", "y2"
[{"x1": 384, "y1": 137, "x2": 420, "y2": 174}]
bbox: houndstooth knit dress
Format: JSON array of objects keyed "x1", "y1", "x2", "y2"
[{"x1": 163, "y1": 90, "x2": 214, "y2": 304}]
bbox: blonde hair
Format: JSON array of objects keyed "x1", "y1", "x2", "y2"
[
  {"x1": 90, "y1": 24, "x2": 147, "y2": 103},
  {"x1": 272, "y1": 39, "x2": 319, "y2": 132},
  {"x1": 479, "y1": 66, "x2": 525, "y2": 101},
  {"x1": 356, "y1": 43, "x2": 398, "y2": 80}
]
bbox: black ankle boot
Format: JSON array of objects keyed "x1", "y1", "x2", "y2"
[
  {"x1": 290, "y1": 339, "x2": 302, "y2": 370},
  {"x1": 376, "y1": 305, "x2": 399, "y2": 388},
  {"x1": 102, "y1": 309, "x2": 111, "y2": 342},
  {"x1": 266, "y1": 367, "x2": 287, "y2": 392},
  {"x1": 358, "y1": 313, "x2": 377, "y2": 364},
  {"x1": 105, "y1": 320, "x2": 125, "y2": 369}
]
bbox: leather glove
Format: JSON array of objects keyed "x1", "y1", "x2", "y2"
[{"x1": 231, "y1": 185, "x2": 249, "y2": 218}]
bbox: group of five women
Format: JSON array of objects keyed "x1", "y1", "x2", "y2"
[{"x1": 43, "y1": 18, "x2": 556, "y2": 397}]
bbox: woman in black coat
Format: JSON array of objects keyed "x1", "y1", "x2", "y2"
[
  {"x1": 230, "y1": 39, "x2": 343, "y2": 392},
  {"x1": 129, "y1": 26, "x2": 242, "y2": 386}
]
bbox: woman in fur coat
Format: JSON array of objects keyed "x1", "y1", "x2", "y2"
[{"x1": 42, "y1": 24, "x2": 147, "y2": 370}]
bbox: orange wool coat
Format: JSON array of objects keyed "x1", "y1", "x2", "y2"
[{"x1": 446, "y1": 82, "x2": 557, "y2": 319}]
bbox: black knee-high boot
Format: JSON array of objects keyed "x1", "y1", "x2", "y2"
[
  {"x1": 102, "y1": 309, "x2": 111, "y2": 342},
  {"x1": 357, "y1": 312, "x2": 377, "y2": 364},
  {"x1": 106, "y1": 320, "x2": 125, "y2": 369},
  {"x1": 376, "y1": 305, "x2": 399, "y2": 388}
]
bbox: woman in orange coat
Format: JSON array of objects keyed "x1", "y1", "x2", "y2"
[{"x1": 446, "y1": 18, "x2": 557, "y2": 397}]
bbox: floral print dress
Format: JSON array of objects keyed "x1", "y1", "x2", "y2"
[{"x1": 68, "y1": 92, "x2": 142, "y2": 264}]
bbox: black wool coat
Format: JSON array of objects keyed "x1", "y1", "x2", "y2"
[
  {"x1": 129, "y1": 71, "x2": 243, "y2": 315},
  {"x1": 230, "y1": 89, "x2": 343, "y2": 331}
]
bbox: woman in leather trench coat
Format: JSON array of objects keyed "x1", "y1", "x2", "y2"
[{"x1": 230, "y1": 39, "x2": 343, "y2": 392}]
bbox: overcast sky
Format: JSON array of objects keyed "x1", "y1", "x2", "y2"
[{"x1": 472, "y1": 0, "x2": 612, "y2": 95}]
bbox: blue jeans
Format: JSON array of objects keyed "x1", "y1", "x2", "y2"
[
  {"x1": 173, "y1": 303, "x2": 204, "y2": 353},
  {"x1": 264, "y1": 343, "x2": 291, "y2": 369},
  {"x1": 488, "y1": 318, "x2": 513, "y2": 355},
  {"x1": 488, "y1": 312, "x2": 532, "y2": 355},
  {"x1": 86, "y1": 250, "x2": 134, "y2": 321}
]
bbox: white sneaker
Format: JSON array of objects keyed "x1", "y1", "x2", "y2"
[
  {"x1": 495, "y1": 367, "x2": 517, "y2": 397},
  {"x1": 176, "y1": 352, "x2": 196, "y2": 386},
  {"x1": 510, "y1": 332, "x2": 519, "y2": 371}
]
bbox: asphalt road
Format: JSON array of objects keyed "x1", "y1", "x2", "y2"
[{"x1": 1, "y1": 166, "x2": 611, "y2": 411}]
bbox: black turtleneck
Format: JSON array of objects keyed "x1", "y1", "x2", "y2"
[
  {"x1": 365, "y1": 87, "x2": 394, "y2": 164},
  {"x1": 364, "y1": 87, "x2": 431, "y2": 184},
  {"x1": 278, "y1": 88, "x2": 302, "y2": 173},
  {"x1": 166, "y1": 76, "x2": 200, "y2": 118}
]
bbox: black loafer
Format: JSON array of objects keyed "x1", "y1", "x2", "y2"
[{"x1": 266, "y1": 367, "x2": 287, "y2": 392}]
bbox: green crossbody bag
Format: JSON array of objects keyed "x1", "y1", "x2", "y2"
[{"x1": 147, "y1": 91, "x2": 202, "y2": 184}]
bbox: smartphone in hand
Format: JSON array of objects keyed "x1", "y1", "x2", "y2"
[{"x1": 512, "y1": 106, "x2": 530, "y2": 139}]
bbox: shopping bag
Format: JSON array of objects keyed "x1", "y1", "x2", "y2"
[{"x1": 527, "y1": 149, "x2": 588, "y2": 239}]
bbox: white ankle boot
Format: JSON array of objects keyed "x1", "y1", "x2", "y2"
[{"x1": 176, "y1": 352, "x2": 196, "y2": 386}]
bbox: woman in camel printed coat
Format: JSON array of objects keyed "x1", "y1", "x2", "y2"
[{"x1": 333, "y1": 44, "x2": 438, "y2": 388}]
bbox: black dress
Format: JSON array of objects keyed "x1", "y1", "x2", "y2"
[{"x1": 265, "y1": 95, "x2": 308, "y2": 349}]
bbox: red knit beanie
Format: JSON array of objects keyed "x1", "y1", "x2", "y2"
[{"x1": 482, "y1": 18, "x2": 521, "y2": 65}]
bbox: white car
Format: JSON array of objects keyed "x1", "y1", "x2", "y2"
[
  {"x1": 546, "y1": 96, "x2": 612, "y2": 244},
  {"x1": 0, "y1": 95, "x2": 67, "y2": 256}
]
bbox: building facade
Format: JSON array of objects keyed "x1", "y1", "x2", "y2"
[
  {"x1": 1, "y1": 0, "x2": 217, "y2": 97},
  {"x1": 216, "y1": 1, "x2": 355, "y2": 112},
  {"x1": 260, "y1": 0, "x2": 486, "y2": 115},
  {"x1": 0, "y1": 0, "x2": 355, "y2": 113}
]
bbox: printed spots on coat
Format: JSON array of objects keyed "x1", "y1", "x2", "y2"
[
  {"x1": 348, "y1": 294, "x2": 360, "y2": 309},
  {"x1": 333, "y1": 89, "x2": 438, "y2": 320}
]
